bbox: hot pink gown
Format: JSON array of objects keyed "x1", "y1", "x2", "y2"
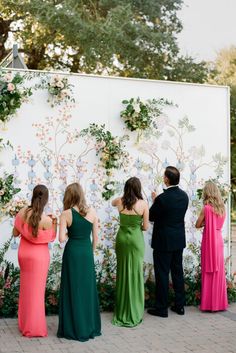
[
  {"x1": 200, "y1": 204, "x2": 228, "y2": 311},
  {"x1": 14, "y1": 214, "x2": 56, "y2": 337}
]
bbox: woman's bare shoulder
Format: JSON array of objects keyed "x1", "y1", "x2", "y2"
[
  {"x1": 137, "y1": 199, "x2": 148, "y2": 208},
  {"x1": 86, "y1": 206, "x2": 97, "y2": 217},
  {"x1": 61, "y1": 209, "x2": 71, "y2": 217},
  {"x1": 18, "y1": 206, "x2": 28, "y2": 217},
  {"x1": 112, "y1": 197, "x2": 122, "y2": 207}
]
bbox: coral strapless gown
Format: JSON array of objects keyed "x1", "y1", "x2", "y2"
[{"x1": 14, "y1": 214, "x2": 56, "y2": 337}]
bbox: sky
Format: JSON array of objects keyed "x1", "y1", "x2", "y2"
[{"x1": 177, "y1": 0, "x2": 236, "y2": 62}]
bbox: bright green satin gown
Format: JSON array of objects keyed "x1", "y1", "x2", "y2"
[
  {"x1": 57, "y1": 208, "x2": 101, "y2": 341},
  {"x1": 112, "y1": 213, "x2": 145, "y2": 327}
]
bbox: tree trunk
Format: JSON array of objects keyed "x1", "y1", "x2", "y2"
[{"x1": 0, "y1": 17, "x2": 11, "y2": 62}]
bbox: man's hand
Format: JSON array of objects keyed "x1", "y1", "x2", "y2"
[{"x1": 151, "y1": 191, "x2": 157, "y2": 202}]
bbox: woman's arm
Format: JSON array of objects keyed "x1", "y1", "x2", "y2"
[
  {"x1": 13, "y1": 208, "x2": 26, "y2": 237},
  {"x1": 12, "y1": 227, "x2": 20, "y2": 237},
  {"x1": 195, "y1": 208, "x2": 205, "y2": 229},
  {"x1": 111, "y1": 197, "x2": 121, "y2": 207},
  {"x1": 92, "y1": 209, "x2": 98, "y2": 251},
  {"x1": 59, "y1": 212, "x2": 68, "y2": 243},
  {"x1": 92, "y1": 214, "x2": 99, "y2": 251},
  {"x1": 142, "y1": 202, "x2": 149, "y2": 231},
  {"x1": 47, "y1": 214, "x2": 58, "y2": 234}
]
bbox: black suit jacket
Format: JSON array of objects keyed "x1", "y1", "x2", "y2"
[{"x1": 149, "y1": 186, "x2": 189, "y2": 252}]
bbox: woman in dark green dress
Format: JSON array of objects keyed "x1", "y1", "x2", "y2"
[
  {"x1": 57, "y1": 183, "x2": 101, "y2": 341},
  {"x1": 112, "y1": 177, "x2": 149, "y2": 327}
]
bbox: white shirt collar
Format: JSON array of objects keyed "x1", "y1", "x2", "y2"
[{"x1": 166, "y1": 184, "x2": 179, "y2": 189}]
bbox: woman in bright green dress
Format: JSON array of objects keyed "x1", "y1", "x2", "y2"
[
  {"x1": 112, "y1": 177, "x2": 149, "y2": 327},
  {"x1": 57, "y1": 183, "x2": 101, "y2": 341}
]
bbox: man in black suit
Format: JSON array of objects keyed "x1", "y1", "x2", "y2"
[{"x1": 148, "y1": 166, "x2": 189, "y2": 318}]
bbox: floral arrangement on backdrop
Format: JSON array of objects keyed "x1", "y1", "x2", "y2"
[
  {"x1": 0, "y1": 138, "x2": 12, "y2": 153},
  {"x1": 0, "y1": 71, "x2": 32, "y2": 126},
  {"x1": 81, "y1": 123, "x2": 129, "y2": 174},
  {"x1": 0, "y1": 175, "x2": 21, "y2": 210},
  {"x1": 101, "y1": 180, "x2": 117, "y2": 201},
  {"x1": 2, "y1": 198, "x2": 28, "y2": 218},
  {"x1": 80, "y1": 123, "x2": 129, "y2": 200},
  {"x1": 120, "y1": 97, "x2": 173, "y2": 141},
  {"x1": 36, "y1": 74, "x2": 74, "y2": 107},
  {"x1": 197, "y1": 178, "x2": 231, "y2": 204}
]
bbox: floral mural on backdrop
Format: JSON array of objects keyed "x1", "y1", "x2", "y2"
[{"x1": 0, "y1": 69, "x2": 235, "y2": 317}]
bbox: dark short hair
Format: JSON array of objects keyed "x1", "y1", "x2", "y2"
[{"x1": 164, "y1": 166, "x2": 180, "y2": 185}]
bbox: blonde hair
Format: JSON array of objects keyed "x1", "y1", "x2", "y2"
[
  {"x1": 203, "y1": 181, "x2": 225, "y2": 216},
  {"x1": 63, "y1": 182, "x2": 88, "y2": 216}
]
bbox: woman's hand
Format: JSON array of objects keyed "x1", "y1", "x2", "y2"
[
  {"x1": 47, "y1": 213, "x2": 57, "y2": 222},
  {"x1": 195, "y1": 208, "x2": 205, "y2": 229},
  {"x1": 48, "y1": 214, "x2": 58, "y2": 233}
]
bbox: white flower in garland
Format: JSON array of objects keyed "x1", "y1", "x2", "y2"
[{"x1": 106, "y1": 184, "x2": 115, "y2": 190}]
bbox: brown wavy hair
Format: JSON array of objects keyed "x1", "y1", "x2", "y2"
[
  {"x1": 203, "y1": 181, "x2": 225, "y2": 216},
  {"x1": 63, "y1": 182, "x2": 88, "y2": 216},
  {"x1": 121, "y1": 177, "x2": 143, "y2": 210},
  {"x1": 25, "y1": 185, "x2": 49, "y2": 237}
]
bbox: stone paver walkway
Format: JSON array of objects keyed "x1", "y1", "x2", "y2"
[{"x1": 1, "y1": 305, "x2": 236, "y2": 353}]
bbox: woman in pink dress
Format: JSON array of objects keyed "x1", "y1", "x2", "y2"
[
  {"x1": 13, "y1": 185, "x2": 57, "y2": 337},
  {"x1": 196, "y1": 181, "x2": 228, "y2": 312}
]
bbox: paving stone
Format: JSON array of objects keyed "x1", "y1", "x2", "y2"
[{"x1": 1, "y1": 306, "x2": 236, "y2": 353}]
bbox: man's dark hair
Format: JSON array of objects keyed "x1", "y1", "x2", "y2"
[{"x1": 164, "y1": 166, "x2": 180, "y2": 186}]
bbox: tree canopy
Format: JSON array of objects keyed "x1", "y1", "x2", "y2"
[
  {"x1": 0, "y1": 0, "x2": 208, "y2": 82},
  {"x1": 209, "y1": 47, "x2": 236, "y2": 206}
]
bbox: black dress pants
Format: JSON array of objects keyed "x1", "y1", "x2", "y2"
[{"x1": 153, "y1": 249, "x2": 185, "y2": 313}]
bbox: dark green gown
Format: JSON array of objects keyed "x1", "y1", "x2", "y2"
[
  {"x1": 57, "y1": 208, "x2": 101, "y2": 341},
  {"x1": 112, "y1": 213, "x2": 145, "y2": 327}
]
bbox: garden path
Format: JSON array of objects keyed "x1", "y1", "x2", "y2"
[{"x1": 1, "y1": 305, "x2": 236, "y2": 353}]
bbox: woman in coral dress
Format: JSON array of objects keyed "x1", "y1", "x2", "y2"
[
  {"x1": 196, "y1": 181, "x2": 228, "y2": 312},
  {"x1": 13, "y1": 185, "x2": 57, "y2": 337}
]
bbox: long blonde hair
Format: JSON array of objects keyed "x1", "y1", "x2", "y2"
[
  {"x1": 203, "y1": 181, "x2": 225, "y2": 216},
  {"x1": 63, "y1": 182, "x2": 88, "y2": 216}
]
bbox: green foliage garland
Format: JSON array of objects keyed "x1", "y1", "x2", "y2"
[
  {"x1": 197, "y1": 178, "x2": 230, "y2": 204},
  {"x1": 120, "y1": 97, "x2": 173, "y2": 132},
  {"x1": 0, "y1": 175, "x2": 21, "y2": 208},
  {"x1": 0, "y1": 71, "x2": 32, "y2": 124}
]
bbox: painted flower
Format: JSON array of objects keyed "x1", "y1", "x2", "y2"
[
  {"x1": 161, "y1": 140, "x2": 170, "y2": 150},
  {"x1": 189, "y1": 146, "x2": 205, "y2": 160},
  {"x1": 156, "y1": 115, "x2": 169, "y2": 129}
]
